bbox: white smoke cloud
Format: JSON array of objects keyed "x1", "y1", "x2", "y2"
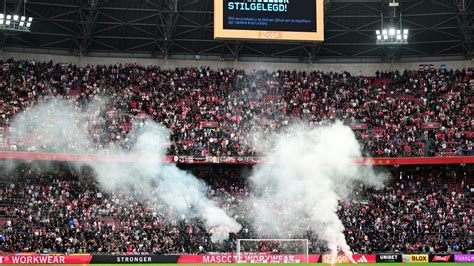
[
  {"x1": 92, "y1": 119, "x2": 242, "y2": 242},
  {"x1": 8, "y1": 98, "x2": 94, "y2": 152},
  {"x1": 247, "y1": 122, "x2": 386, "y2": 257},
  {"x1": 8, "y1": 98, "x2": 241, "y2": 243}
]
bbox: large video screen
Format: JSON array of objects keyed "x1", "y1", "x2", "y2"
[{"x1": 215, "y1": 0, "x2": 324, "y2": 42}]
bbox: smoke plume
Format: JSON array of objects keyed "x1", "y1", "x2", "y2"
[
  {"x1": 248, "y1": 122, "x2": 386, "y2": 257},
  {"x1": 8, "y1": 98, "x2": 241, "y2": 242}
]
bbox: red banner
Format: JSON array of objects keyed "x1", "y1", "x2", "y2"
[
  {"x1": 201, "y1": 121, "x2": 218, "y2": 128},
  {"x1": 350, "y1": 124, "x2": 368, "y2": 130},
  {"x1": 422, "y1": 122, "x2": 441, "y2": 129},
  {"x1": 322, "y1": 254, "x2": 376, "y2": 264},
  {"x1": 178, "y1": 254, "x2": 320, "y2": 264},
  {"x1": 0, "y1": 255, "x2": 92, "y2": 264},
  {"x1": 0, "y1": 152, "x2": 472, "y2": 165}
]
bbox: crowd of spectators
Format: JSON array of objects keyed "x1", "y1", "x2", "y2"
[
  {"x1": 0, "y1": 59, "x2": 472, "y2": 157},
  {"x1": 0, "y1": 164, "x2": 471, "y2": 254}
]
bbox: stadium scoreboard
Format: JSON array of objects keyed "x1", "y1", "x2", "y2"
[{"x1": 214, "y1": 0, "x2": 324, "y2": 42}]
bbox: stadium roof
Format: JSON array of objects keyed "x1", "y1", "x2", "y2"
[{"x1": 0, "y1": 0, "x2": 472, "y2": 63}]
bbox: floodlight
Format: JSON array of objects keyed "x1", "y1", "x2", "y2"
[
  {"x1": 396, "y1": 30, "x2": 401, "y2": 34},
  {"x1": 403, "y1": 34, "x2": 408, "y2": 40},
  {"x1": 377, "y1": 35, "x2": 382, "y2": 40},
  {"x1": 383, "y1": 35, "x2": 388, "y2": 40},
  {"x1": 396, "y1": 35, "x2": 401, "y2": 40},
  {"x1": 389, "y1": 28, "x2": 395, "y2": 36},
  {"x1": 0, "y1": 14, "x2": 34, "y2": 32},
  {"x1": 376, "y1": 30, "x2": 381, "y2": 35},
  {"x1": 403, "y1": 29, "x2": 408, "y2": 34},
  {"x1": 382, "y1": 29, "x2": 387, "y2": 35}
]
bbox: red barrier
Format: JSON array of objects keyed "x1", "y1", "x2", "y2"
[
  {"x1": 0, "y1": 255, "x2": 92, "y2": 264},
  {"x1": 177, "y1": 254, "x2": 321, "y2": 264},
  {"x1": 0, "y1": 151, "x2": 473, "y2": 165},
  {"x1": 322, "y1": 254, "x2": 376, "y2": 264}
]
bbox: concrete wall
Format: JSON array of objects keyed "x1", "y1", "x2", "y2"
[{"x1": 1, "y1": 51, "x2": 472, "y2": 76}]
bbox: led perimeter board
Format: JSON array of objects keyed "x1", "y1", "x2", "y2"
[{"x1": 214, "y1": 0, "x2": 324, "y2": 42}]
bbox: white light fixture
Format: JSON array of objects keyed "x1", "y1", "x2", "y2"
[
  {"x1": 376, "y1": 28, "x2": 409, "y2": 45},
  {"x1": 0, "y1": 14, "x2": 33, "y2": 32}
]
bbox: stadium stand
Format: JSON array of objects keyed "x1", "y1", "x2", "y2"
[
  {"x1": 0, "y1": 0, "x2": 473, "y2": 262},
  {"x1": 0, "y1": 60, "x2": 472, "y2": 158},
  {"x1": 0, "y1": 164, "x2": 471, "y2": 255}
]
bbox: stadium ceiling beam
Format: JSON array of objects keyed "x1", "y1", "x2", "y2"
[
  {"x1": 271, "y1": 46, "x2": 306, "y2": 57},
  {"x1": 179, "y1": 16, "x2": 214, "y2": 34},
  {"x1": 28, "y1": 2, "x2": 79, "y2": 9},
  {"x1": 124, "y1": 41, "x2": 155, "y2": 52},
  {"x1": 403, "y1": 17, "x2": 462, "y2": 39},
  {"x1": 173, "y1": 42, "x2": 195, "y2": 54},
  {"x1": 25, "y1": 30, "x2": 464, "y2": 46},
  {"x1": 173, "y1": 22, "x2": 213, "y2": 38},
  {"x1": 100, "y1": 7, "x2": 213, "y2": 14},
  {"x1": 401, "y1": 0, "x2": 426, "y2": 14},
  {"x1": 241, "y1": 44, "x2": 268, "y2": 57},
  {"x1": 25, "y1": 7, "x2": 77, "y2": 35},
  {"x1": 452, "y1": 0, "x2": 473, "y2": 59},
  {"x1": 98, "y1": 12, "x2": 161, "y2": 37},
  {"x1": 198, "y1": 43, "x2": 225, "y2": 54},
  {"x1": 431, "y1": 0, "x2": 456, "y2": 11},
  {"x1": 76, "y1": 0, "x2": 103, "y2": 56},
  {"x1": 350, "y1": 46, "x2": 381, "y2": 57},
  {"x1": 400, "y1": 46, "x2": 430, "y2": 56},
  {"x1": 13, "y1": 0, "x2": 25, "y2": 14},
  {"x1": 7, "y1": 33, "x2": 36, "y2": 47},
  {"x1": 432, "y1": 42, "x2": 463, "y2": 55},
  {"x1": 324, "y1": 20, "x2": 379, "y2": 41},
  {"x1": 381, "y1": 45, "x2": 401, "y2": 63},
  {"x1": 92, "y1": 39, "x2": 122, "y2": 52},
  {"x1": 224, "y1": 42, "x2": 243, "y2": 61},
  {"x1": 320, "y1": 46, "x2": 349, "y2": 57},
  {"x1": 27, "y1": 0, "x2": 211, "y2": 14},
  {"x1": 39, "y1": 38, "x2": 74, "y2": 49},
  {"x1": 150, "y1": 0, "x2": 179, "y2": 58},
  {"x1": 307, "y1": 0, "x2": 332, "y2": 63},
  {"x1": 380, "y1": 0, "x2": 399, "y2": 62}
]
